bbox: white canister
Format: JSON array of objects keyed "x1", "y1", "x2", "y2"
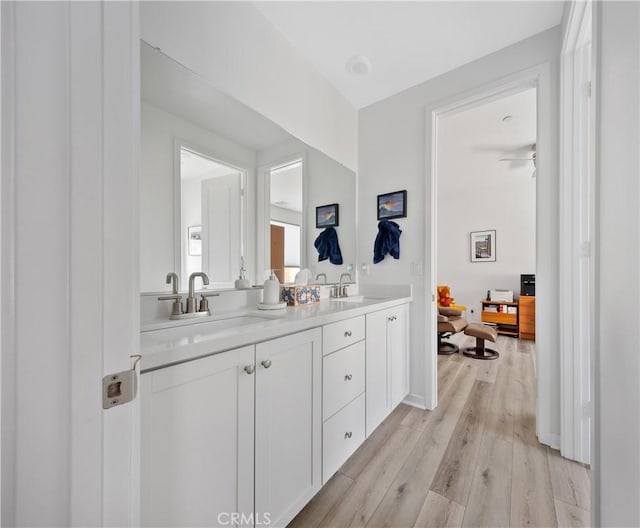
[{"x1": 263, "y1": 272, "x2": 281, "y2": 304}]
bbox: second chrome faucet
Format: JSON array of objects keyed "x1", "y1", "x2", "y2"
[{"x1": 158, "y1": 271, "x2": 219, "y2": 320}]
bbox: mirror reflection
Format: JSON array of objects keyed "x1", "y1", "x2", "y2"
[
  {"x1": 140, "y1": 41, "x2": 356, "y2": 292},
  {"x1": 269, "y1": 160, "x2": 303, "y2": 283}
]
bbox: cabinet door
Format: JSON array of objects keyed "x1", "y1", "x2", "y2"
[
  {"x1": 255, "y1": 329, "x2": 322, "y2": 528},
  {"x1": 389, "y1": 303, "x2": 410, "y2": 409},
  {"x1": 365, "y1": 309, "x2": 390, "y2": 437},
  {"x1": 141, "y1": 346, "x2": 255, "y2": 528}
]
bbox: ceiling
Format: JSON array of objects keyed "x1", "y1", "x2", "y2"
[
  {"x1": 439, "y1": 87, "x2": 537, "y2": 199},
  {"x1": 255, "y1": 1, "x2": 564, "y2": 108},
  {"x1": 270, "y1": 162, "x2": 303, "y2": 212},
  {"x1": 180, "y1": 148, "x2": 239, "y2": 182}
]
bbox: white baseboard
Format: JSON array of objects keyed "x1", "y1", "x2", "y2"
[
  {"x1": 402, "y1": 393, "x2": 427, "y2": 410},
  {"x1": 538, "y1": 431, "x2": 561, "y2": 450}
]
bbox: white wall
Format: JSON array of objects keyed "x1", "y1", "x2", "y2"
[
  {"x1": 359, "y1": 28, "x2": 561, "y2": 415},
  {"x1": 140, "y1": 102, "x2": 256, "y2": 292},
  {"x1": 140, "y1": 1, "x2": 358, "y2": 171},
  {"x1": 438, "y1": 89, "x2": 536, "y2": 321},
  {"x1": 595, "y1": 2, "x2": 640, "y2": 526}
]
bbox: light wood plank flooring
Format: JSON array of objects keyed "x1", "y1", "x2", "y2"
[{"x1": 289, "y1": 334, "x2": 591, "y2": 528}]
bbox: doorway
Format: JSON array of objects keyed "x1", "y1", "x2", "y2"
[
  {"x1": 178, "y1": 146, "x2": 246, "y2": 289},
  {"x1": 267, "y1": 159, "x2": 303, "y2": 283}
]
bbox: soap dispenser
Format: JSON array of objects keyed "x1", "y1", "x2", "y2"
[
  {"x1": 263, "y1": 270, "x2": 280, "y2": 305},
  {"x1": 234, "y1": 257, "x2": 251, "y2": 289}
]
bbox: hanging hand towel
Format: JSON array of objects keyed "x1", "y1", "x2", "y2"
[
  {"x1": 314, "y1": 227, "x2": 343, "y2": 265},
  {"x1": 373, "y1": 219, "x2": 402, "y2": 264}
]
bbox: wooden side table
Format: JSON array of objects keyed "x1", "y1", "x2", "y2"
[{"x1": 518, "y1": 296, "x2": 536, "y2": 340}]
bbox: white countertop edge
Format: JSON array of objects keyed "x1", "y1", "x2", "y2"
[{"x1": 140, "y1": 295, "x2": 412, "y2": 373}]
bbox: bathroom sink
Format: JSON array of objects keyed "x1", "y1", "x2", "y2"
[
  {"x1": 330, "y1": 296, "x2": 385, "y2": 303},
  {"x1": 142, "y1": 314, "x2": 276, "y2": 337}
]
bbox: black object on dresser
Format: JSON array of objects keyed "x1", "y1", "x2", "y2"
[{"x1": 521, "y1": 274, "x2": 535, "y2": 296}]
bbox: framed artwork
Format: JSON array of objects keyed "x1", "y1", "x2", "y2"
[
  {"x1": 188, "y1": 225, "x2": 202, "y2": 256},
  {"x1": 316, "y1": 203, "x2": 339, "y2": 228},
  {"x1": 377, "y1": 190, "x2": 407, "y2": 220},
  {"x1": 470, "y1": 230, "x2": 496, "y2": 262}
]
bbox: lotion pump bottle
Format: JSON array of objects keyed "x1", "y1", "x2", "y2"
[
  {"x1": 263, "y1": 270, "x2": 280, "y2": 304},
  {"x1": 234, "y1": 257, "x2": 251, "y2": 289}
]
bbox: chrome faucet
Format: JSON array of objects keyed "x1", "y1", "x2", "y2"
[
  {"x1": 315, "y1": 273, "x2": 327, "y2": 284},
  {"x1": 166, "y1": 272, "x2": 179, "y2": 295},
  {"x1": 338, "y1": 273, "x2": 352, "y2": 298},
  {"x1": 186, "y1": 272, "x2": 210, "y2": 313},
  {"x1": 158, "y1": 271, "x2": 219, "y2": 320}
]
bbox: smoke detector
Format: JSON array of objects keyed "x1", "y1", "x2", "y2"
[{"x1": 346, "y1": 56, "x2": 372, "y2": 77}]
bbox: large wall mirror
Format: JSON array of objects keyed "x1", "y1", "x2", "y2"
[{"x1": 140, "y1": 41, "x2": 356, "y2": 293}]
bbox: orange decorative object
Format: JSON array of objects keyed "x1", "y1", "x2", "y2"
[{"x1": 437, "y1": 285, "x2": 454, "y2": 307}]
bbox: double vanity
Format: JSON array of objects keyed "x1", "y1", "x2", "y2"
[{"x1": 140, "y1": 288, "x2": 411, "y2": 527}]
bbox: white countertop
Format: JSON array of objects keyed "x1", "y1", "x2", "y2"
[{"x1": 140, "y1": 294, "x2": 412, "y2": 372}]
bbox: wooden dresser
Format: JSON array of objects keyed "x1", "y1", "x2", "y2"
[{"x1": 518, "y1": 296, "x2": 536, "y2": 340}]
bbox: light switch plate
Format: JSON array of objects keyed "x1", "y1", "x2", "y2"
[{"x1": 102, "y1": 369, "x2": 137, "y2": 409}]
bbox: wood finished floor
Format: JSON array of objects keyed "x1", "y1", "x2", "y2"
[{"x1": 289, "y1": 334, "x2": 591, "y2": 528}]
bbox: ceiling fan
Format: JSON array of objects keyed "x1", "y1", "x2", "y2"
[{"x1": 499, "y1": 143, "x2": 537, "y2": 177}]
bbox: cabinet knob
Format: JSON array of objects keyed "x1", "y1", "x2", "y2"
[
  {"x1": 344, "y1": 374, "x2": 353, "y2": 381},
  {"x1": 244, "y1": 365, "x2": 255, "y2": 375},
  {"x1": 344, "y1": 432, "x2": 353, "y2": 439},
  {"x1": 344, "y1": 330, "x2": 352, "y2": 337},
  {"x1": 261, "y1": 359, "x2": 272, "y2": 369},
  {"x1": 388, "y1": 315, "x2": 397, "y2": 322}
]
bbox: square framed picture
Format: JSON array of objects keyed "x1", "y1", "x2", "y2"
[
  {"x1": 188, "y1": 225, "x2": 202, "y2": 256},
  {"x1": 470, "y1": 230, "x2": 496, "y2": 262},
  {"x1": 316, "y1": 203, "x2": 339, "y2": 228},
  {"x1": 377, "y1": 190, "x2": 407, "y2": 220}
]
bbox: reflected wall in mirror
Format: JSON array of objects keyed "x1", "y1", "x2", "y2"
[{"x1": 140, "y1": 41, "x2": 356, "y2": 292}]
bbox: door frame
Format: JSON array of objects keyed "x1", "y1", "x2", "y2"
[
  {"x1": 256, "y1": 153, "x2": 307, "y2": 284},
  {"x1": 174, "y1": 140, "x2": 250, "y2": 289},
  {"x1": 425, "y1": 63, "x2": 560, "y2": 449},
  {"x1": 559, "y1": 0, "x2": 594, "y2": 466}
]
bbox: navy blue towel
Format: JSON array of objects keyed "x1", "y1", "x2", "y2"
[
  {"x1": 314, "y1": 227, "x2": 343, "y2": 265},
  {"x1": 373, "y1": 220, "x2": 402, "y2": 264}
]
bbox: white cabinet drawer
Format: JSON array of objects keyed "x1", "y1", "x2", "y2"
[
  {"x1": 323, "y1": 341, "x2": 365, "y2": 420},
  {"x1": 322, "y1": 316, "x2": 365, "y2": 355},
  {"x1": 322, "y1": 393, "x2": 365, "y2": 484}
]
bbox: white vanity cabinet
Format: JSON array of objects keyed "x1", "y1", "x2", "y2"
[
  {"x1": 141, "y1": 345, "x2": 255, "y2": 528},
  {"x1": 141, "y1": 328, "x2": 322, "y2": 528},
  {"x1": 321, "y1": 317, "x2": 366, "y2": 483},
  {"x1": 365, "y1": 303, "x2": 410, "y2": 436},
  {"x1": 255, "y1": 328, "x2": 322, "y2": 528}
]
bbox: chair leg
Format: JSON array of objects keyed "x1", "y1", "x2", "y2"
[
  {"x1": 438, "y1": 333, "x2": 459, "y2": 355},
  {"x1": 463, "y1": 336, "x2": 499, "y2": 360}
]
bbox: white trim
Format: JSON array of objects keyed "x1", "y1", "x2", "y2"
[
  {"x1": 1, "y1": 3, "x2": 17, "y2": 525},
  {"x1": 559, "y1": 0, "x2": 594, "y2": 466},
  {"x1": 402, "y1": 393, "x2": 427, "y2": 410},
  {"x1": 426, "y1": 64, "x2": 557, "y2": 441}
]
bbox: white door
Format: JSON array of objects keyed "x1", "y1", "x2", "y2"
[
  {"x1": 141, "y1": 346, "x2": 255, "y2": 527},
  {"x1": 365, "y1": 310, "x2": 391, "y2": 436},
  {"x1": 201, "y1": 172, "x2": 241, "y2": 286},
  {"x1": 389, "y1": 304, "x2": 410, "y2": 409},
  {"x1": 2, "y1": 3, "x2": 143, "y2": 526},
  {"x1": 255, "y1": 329, "x2": 322, "y2": 528}
]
